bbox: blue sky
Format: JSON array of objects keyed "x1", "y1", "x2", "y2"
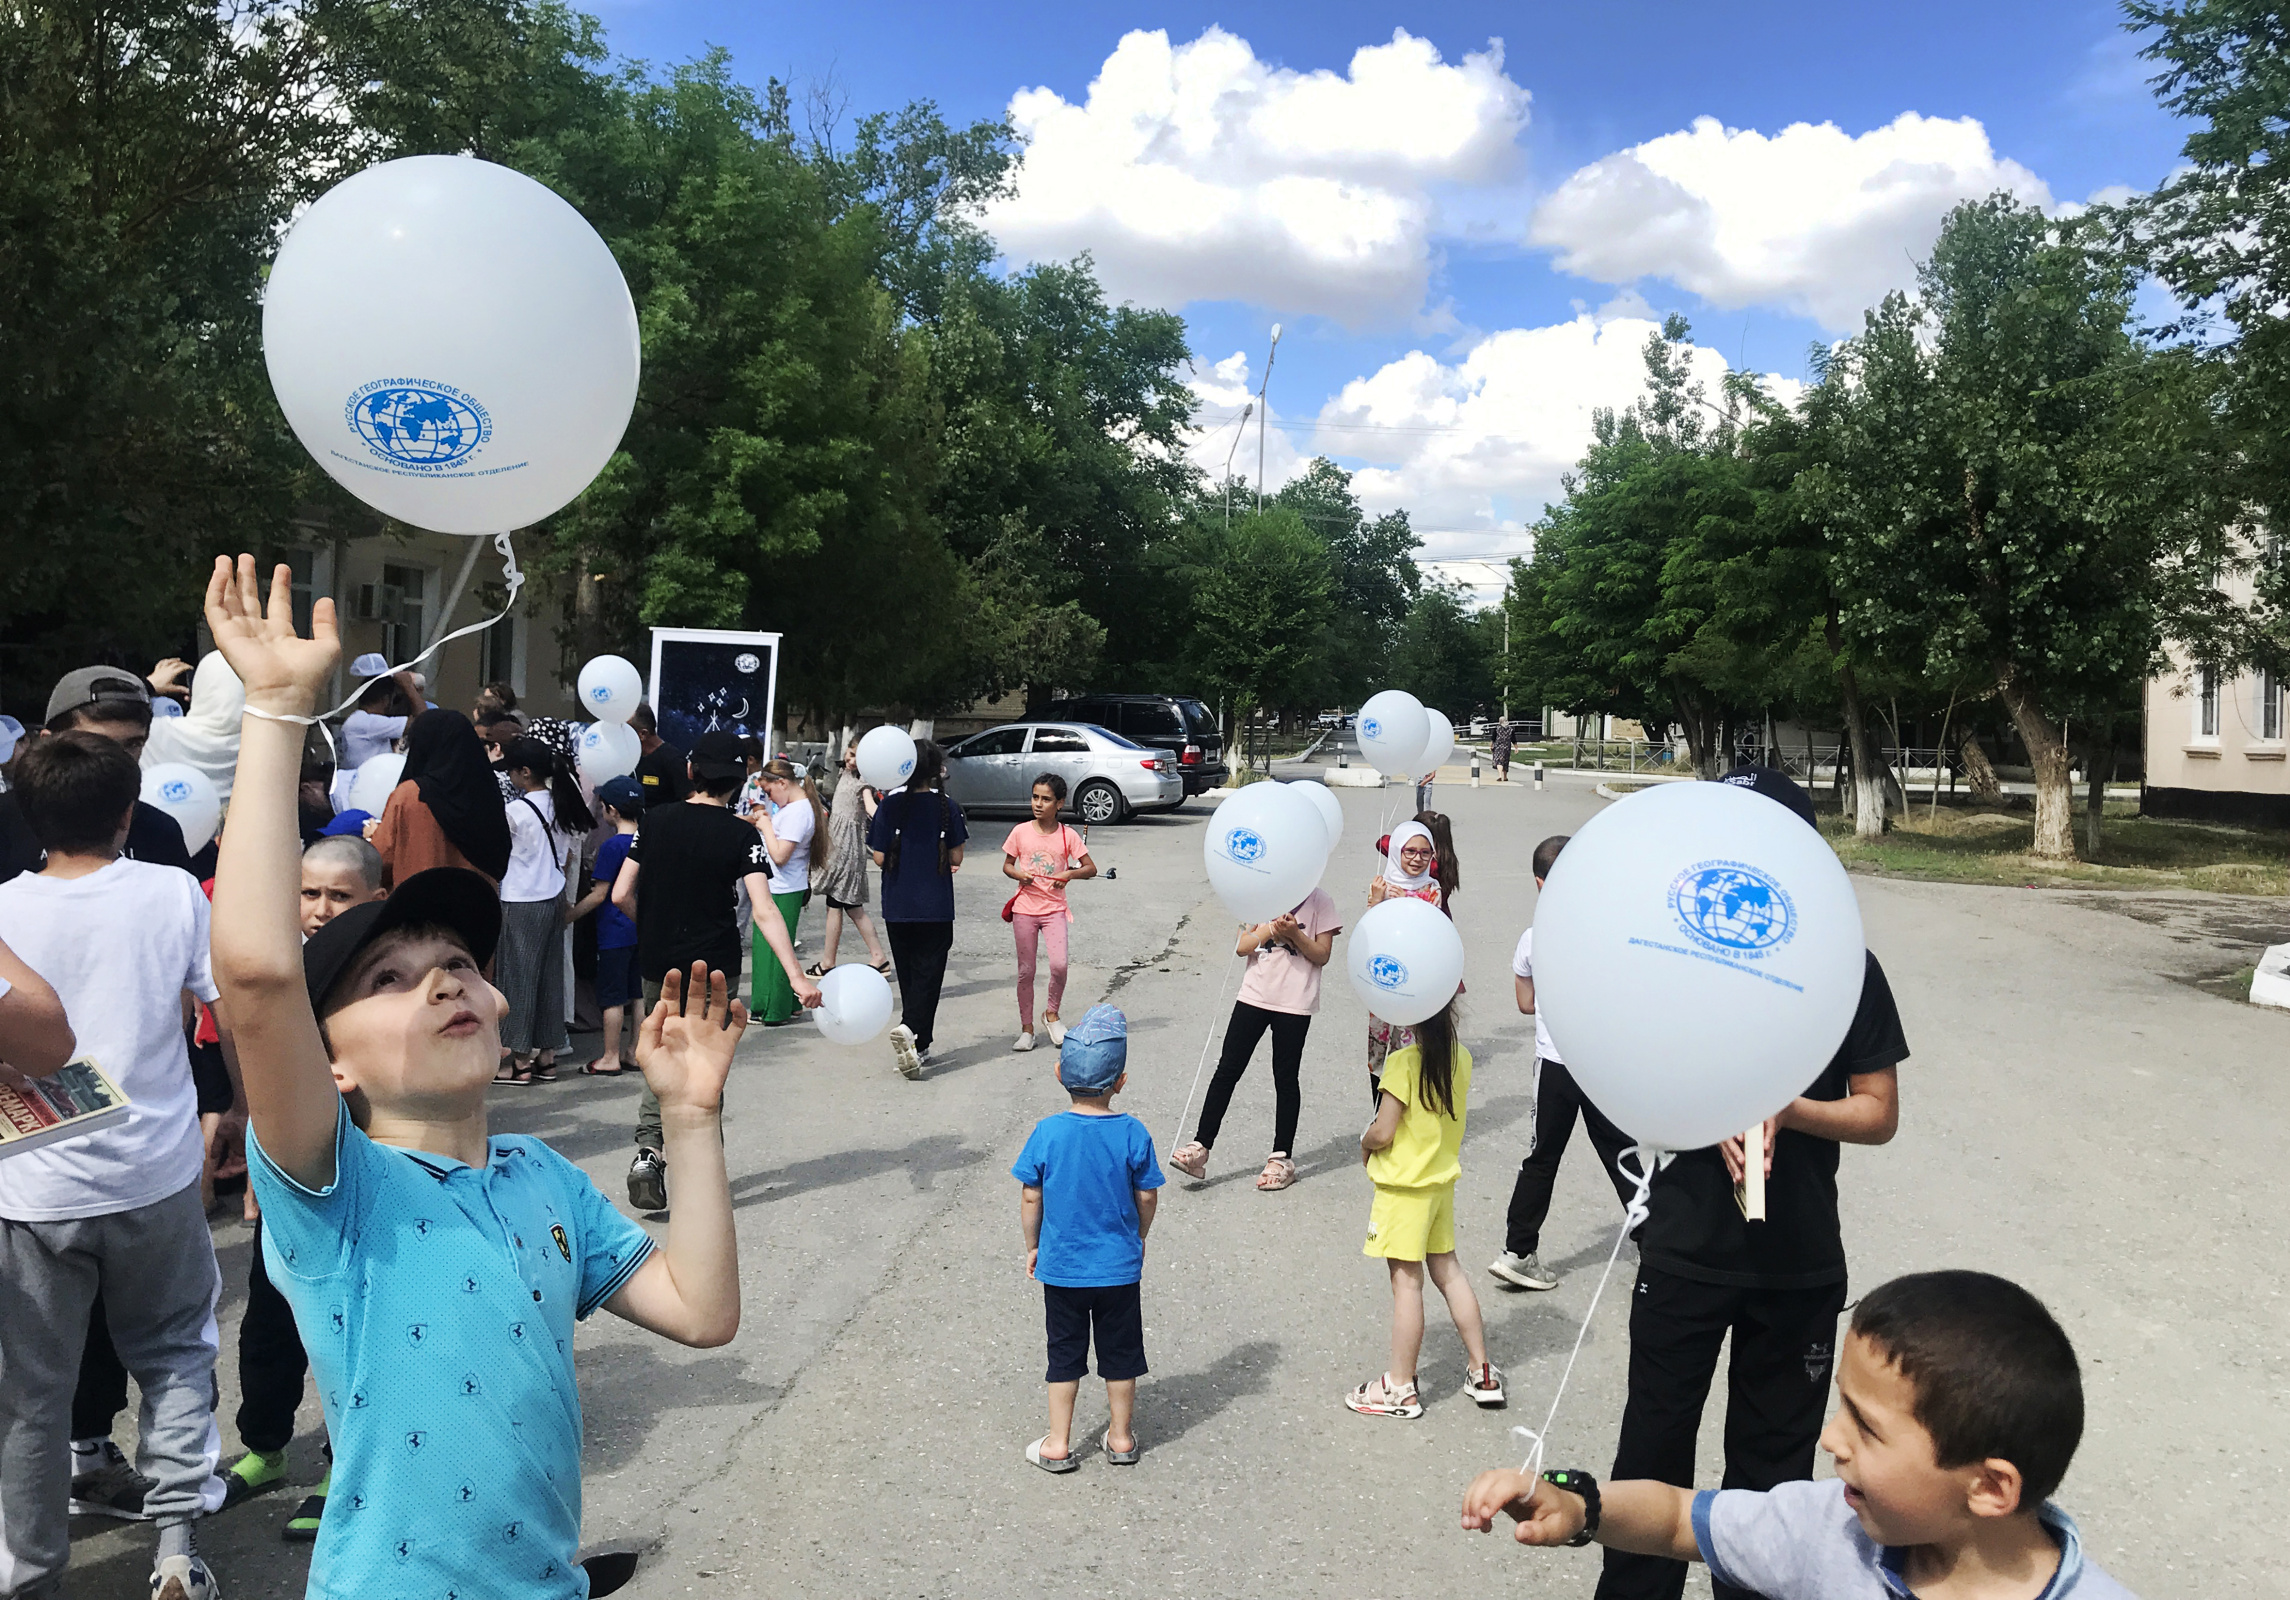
[{"x1": 588, "y1": 2, "x2": 2190, "y2": 562}]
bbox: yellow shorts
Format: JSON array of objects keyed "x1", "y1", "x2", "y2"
[{"x1": 1364, "y1": 1182, "x2": 1457, "y2": 1261}]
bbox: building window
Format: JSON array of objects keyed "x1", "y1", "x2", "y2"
[
  {"x1": 379, "y1": 563, "x2": 426, "y2": 665},
  {"x1": 2198, "y1": 665, "x2": 2220, "y2": 739},
  {"x1": 484, "y1": 613, "x2": 516, "y2": 693},
  {"x1": 2263, "y1": 668, "x2": 2283, "y2": 742}
]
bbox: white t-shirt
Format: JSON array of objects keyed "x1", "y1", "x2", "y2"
[
  {"x1": 501, "y1": 789, "x2": 572, "y2": 904},
  {"x1": 0, "y1": 859, "x2": 218, "y2": 1221},
  {"x1": 340, "y1": 710, "x2": 408, "y2": 770},
  {"x1": 769, "y1": 799, "x2": 815, "y2": 894},
  {"x1": 1512, "y1": 927, "x2": 1561, "y2": 1065}
]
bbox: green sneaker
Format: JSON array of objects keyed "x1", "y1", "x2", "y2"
[
  {"x1": 219, "y1": 1448, "x2": 288, "y2": 1511},
  {"x1": 282, "y1": 1468, "x2": 328, "y2": 1543}
]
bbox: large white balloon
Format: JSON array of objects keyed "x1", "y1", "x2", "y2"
[
  {"x1": 1346, "y1": 895, "x2": 1466, "y2": 1027},
  {"x1": 855, "y1": 725, "x2": 918, "y2": 792},
  {"x1": 1203, "y1": 782, "x2": 1328, "y2": 923},
  {"x1": 139, "y1": 764, "x2": 221, "y2": 855},
  {"x1": 1533, "y1": 780, "x2": 1866, "y2": 1150},
  {"x1": 346, "y1": 753, "x2": 406, "y2": 817},
  {"x1": 1356, "y1": 689, "x2": 1430, "y2": 778},
  {"x1": 1289, "y1": 778, "x2": 1344, "y2": 853},
  {"x1": 575, "y1": 655, "x2": 644, "y2": 724},
  {"x1": 576, "y1": 721, "x2": 642, "y2": 787},
  {"x1": 814, "y1": 964, "x2": 894, "y2": 1045},
  {"x1": 1418, "y1": 709, "x2": 1455, "y2": 777},
  {"x1": 263, "y1": 156, "x2": 641, "y2": 535}
]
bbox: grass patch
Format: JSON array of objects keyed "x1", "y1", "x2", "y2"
[{"x1": 1819, "y1": 806, "x2": 2290, "y2": 896}]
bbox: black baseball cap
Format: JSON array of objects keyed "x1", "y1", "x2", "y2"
[
  {"x1": 689, "y1": 730, "x2": 747, "y2": 780},
  {"x1": 1720, "y1": 764, "x2": 1818, "y2": 830},
  {"x1": 302, "y1": 868, "x2": 502, "y2": 1014}
]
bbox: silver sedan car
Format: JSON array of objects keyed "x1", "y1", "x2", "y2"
[{"x1": 942, "y1": 722, "x2": 1185, "y2": 824}]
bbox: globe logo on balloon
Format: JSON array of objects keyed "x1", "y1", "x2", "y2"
[
  {"x1": 162, "y1": 780, "x2": 191, "y2": 803},
  {"x1": 345, "y1": 380, "x2": 491, "y2": 469},
  {"x1": 1671, "y1": 861, "x2": 1795, "y2": 955},
  {"x1": 1360, "y1": 717, "x2": 1381, "y2": 739},
  {"x1": 1368, "y1": 953, "x2": 1409, "y2": 991},
  {"x1": 896, "y1": 757, "x2": 915, "y2": 781},
  {"x1": 1223, "y1": 826, "x2": 1265, "y2": 866}
]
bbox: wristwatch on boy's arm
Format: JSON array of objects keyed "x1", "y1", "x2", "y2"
[{"x1": 1542, "y1": 1469, "x2": 1601, "y2": 1547}]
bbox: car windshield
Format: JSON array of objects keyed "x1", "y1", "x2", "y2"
[{"x1": 1084, "y1": 723, "x2": 1146, "y2": 749}]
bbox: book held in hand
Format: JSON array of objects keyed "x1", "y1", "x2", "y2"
[{"x1": 0, "y1": 1060, "x2": 131, "y2": 1161}]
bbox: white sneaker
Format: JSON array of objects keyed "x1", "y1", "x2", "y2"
[
  {"x1": 151, "y1": 1552, "x2": 220, "y2": 1600},
  {"x1": 1488, "y1": 1251, "x2": 1559, "y2": 1291},
  {"x1": 1013, "y1": 1032, "x2": 1036, "y2": 1052},
  {"x1": 1046, "y1": 1016, "x2": 1067, "y2": 1046},
  {"x1": 889, "y1": 1024, "x2": 923, "y2": 1079}
]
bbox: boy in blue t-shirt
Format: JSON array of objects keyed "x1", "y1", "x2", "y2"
[
  {"x1": 574, "y1": 775, "x2": 644, "y2": 1075},
  {"x1": 1011, "y1": 1005, "x2": 1163, "y2": 1473},
  {"x1": 203, "y1": 557, "x2": 747, "y2": 1599}
]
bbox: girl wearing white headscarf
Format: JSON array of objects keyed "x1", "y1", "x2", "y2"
[
  {"x1": 140, "y1": 650, "x2": 244, "y2": 806},
  {"x1": 1365, "y1": 820, "x2": 1443, "y2": 1088}
]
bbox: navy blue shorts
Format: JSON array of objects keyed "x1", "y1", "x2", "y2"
[
  {"x1": 596, "y1": 944, "x2": 642, "y2": 1010},
  {"x1": 1042, "y1": 1281, "x2": 1146, "y2": 1383}
]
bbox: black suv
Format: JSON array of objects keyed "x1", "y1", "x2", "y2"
[{"x1": 1044, "y1": 694, "x2": 1226, "y2": 796}]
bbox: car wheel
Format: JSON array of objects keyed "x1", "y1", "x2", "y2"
[{"x1": 1076, "y1": 779, "x2": 1126, "y2": 826}]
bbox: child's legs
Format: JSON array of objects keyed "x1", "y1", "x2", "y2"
[
  {"x1": 1106, "y1": 1379, "x2": 1137, "y2": 1450},
  {"x1": 1012, "y1": 914, "x2": 1042, "y2": 1030},
  {"x1": 1505, "y1": 1058, "x2": 1582, "y2": 1256},
  {"x1": 235, "y1": 1219, "x2": 310, "y2": 1456},
  {"x1": 1265, "y1": 1011, "x2": 1310, "y2": 1154},
  {"x1": 496, "y1": 899, "x2": 549, "y2": 1055},
  {"x1": 1091, "y1": 1284, "x2": 1147, "y2": 1448},
  {"x1": 1040, "y1": 913, "x2": 1069, "y2": 1018},
  {"x1": 0, "y1": 1214, "x2": 101, "y2": 1590},
  {"x1": 530, "y1": 916, "x2": 568, "y2": 1058},
  {"x1": 1424, "y1": 1249, "x2": 1490, "y2": 1369},
  {"x1": 600, "y1": 1003, "x2": 625, "y2": 1064},
  {"x1": 71, "y1": 1297, "x2": 130, "y2": 1442},
  {"x1": 97, "y1": 1182, "x2": 224, "y2": 1526},
  {"x1": 821, "y1": 904, "x2": 845, "y2": 964},
  {"x1": 1193, "y1": 1001, "x2": 1275, "y2": 1148},
  {"x1": 1041, "y1": 1286, "x2": 1092, "y2": 1456},
  {"x1": 1595, "y1": 1269, "x2": 1736, "y2": 1600},
  {"x1": 1044, "y1": 1380, "x2": 1080, "y2": 1456},
  {"x1": 1717, "y1": 1283, "x2": 1847, "y2": 1493},
  {"x1": 847, "y1": 904, "x2": 889, "y2": 963},
  {"x1": 1385, "y1": 1258, "x2": 1427, "y2": 1385}
]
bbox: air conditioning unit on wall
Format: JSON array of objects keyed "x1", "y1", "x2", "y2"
[{"x1": 351, "y1": 583, "x2": 407, "y2": 623}]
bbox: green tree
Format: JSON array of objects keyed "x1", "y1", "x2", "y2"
[
  {"x1": 1388, "y1": 582, "x2": 1495, "y2": 719},
  {"x1": 1271, "y1": 457, "x2": 1422, "y2": 705},
  {"x1": 1190, "y1": 509, "x2": 1335, "y2": 732}
]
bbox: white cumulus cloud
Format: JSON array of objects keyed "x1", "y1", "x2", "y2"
[
  {"x1": 983, "y1": 27, "x2": 1531, "y2": 324},
  {"x1": 1529, "y1": 112, "x2": 2055, "y2": 330}
]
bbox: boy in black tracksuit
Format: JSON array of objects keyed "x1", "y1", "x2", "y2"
[{"x1": 1597, "y1": 768, "x2": 1908, "y2": 1600}]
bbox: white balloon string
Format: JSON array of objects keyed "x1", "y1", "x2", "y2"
[
  {"x1": 1171, "y1": 946, "x2": 1244, "y2": 1147},
  {"x1": 1513, "y1": 1142, "x2": 1667, "y2": 1480}
]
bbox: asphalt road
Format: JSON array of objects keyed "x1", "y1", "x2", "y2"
[{"x1": 64, "y1": 775, "x2": 2290, "y2": 1597}]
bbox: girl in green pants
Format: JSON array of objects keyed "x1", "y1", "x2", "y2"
[{"x1": 751, "y1": 757, "x2": 828, "y2": 1022}]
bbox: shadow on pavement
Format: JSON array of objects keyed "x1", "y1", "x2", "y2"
[
  {"x1": 1140, "y1": 1338, "x2": 1284, "y2": 1452},
  {"x1": 573, "y1": 1343, "x2": 780, "y2": 1477},
  {"x1": 728, "y1": 1131, "x2": 985, "y2": 1210}
]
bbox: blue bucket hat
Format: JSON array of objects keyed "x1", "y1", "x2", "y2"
[{"x1": 1058, "y1": 1005, "x2": 1129, "y2": 1093}]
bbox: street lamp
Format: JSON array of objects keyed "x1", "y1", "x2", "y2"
[
  {"x1": 1256, "y1": 323, "x2": 1282, "y2": 512},
  {"x1": 1224, "y1": 402, "x2": 1253, "y2": 530}
]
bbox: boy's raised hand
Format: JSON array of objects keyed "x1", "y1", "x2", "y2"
[
  {"x1": 636, "y1": 964, "x2": 747, "y2": 1113},
  {"x1": 1460, "y1": 1469, "x2": 1586, "y2": 1545},
  {"x1": 204, "y1": 556, "x2": 340, "y2": 712}
]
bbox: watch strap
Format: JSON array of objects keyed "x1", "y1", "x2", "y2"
[{"x1": 1541, "y1": 1468, "x2": 1602, "y2": 1548}]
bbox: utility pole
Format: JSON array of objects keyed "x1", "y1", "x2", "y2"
[
  {"x1": 1224, "y1": 402, "x2": 1252, "y2": 530},
  {"x1": 1501, "y1": 601, "x2": 1510, "y2": 728},
  {"x1": 1256, "y1": 323, "x2": 1282, "y2": 512}
]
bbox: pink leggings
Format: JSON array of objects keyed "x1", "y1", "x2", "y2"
[{"x1": 1013, "y1": 911, "x2": 1069, "y2": 1030}]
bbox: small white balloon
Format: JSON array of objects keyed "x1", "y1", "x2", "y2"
[
  {"x1": 263, "y1": 155, "x2": 641, "y2": 535},
  {"x1": 576, "y1": 721, "x2": 641, "y2": 787},
  {"x1": 1533, "y1": 779, "x2": 1866, "y2": 1151},
  {"x1": 1356, "y1": 689, "x2": 1430, "y2": 779},
  {"x1": 345, "y1": 753, "x2": 406, "y2": 818},
  {"x1": 855, "y1": 725, "x2": 918, "y2": 792},
  {"x1": 576, "y1": 655, "x2": 644, "y2": 724},
  {"x1": 1288, "y1": 778, "x2": 1344, "y2": 853},
  {"x1": 1346, "y1": 895, "x2": 1466, "y2": 1027},
  {"x1": 139, "y1": 763, "x2": 222, "y2": 854},
  {"x1": 1203, "y1": 782, "x2": 1328, "y2": 924},
  {"x1": 1418, "y1": 709, "x2": 1455, "y2": 776},
  {"x1": 813, "y1": 964, "x2": 894, "y2": 1045}
]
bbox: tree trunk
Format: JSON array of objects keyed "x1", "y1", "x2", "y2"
[
  {"x1": 1955, "y1": 722, "x2": 2002, "y2": 804},
  {"x1": 1836, "y1": 662, "x2": 1887, "y2": 839},
  {"x1": 1995, "y1": 674, "x2": 2075, "y2": 860},
  {"x1": 2082, "y1": 729, "x2": 2114, "y2": 860},
  {"x1": 1671, "y1": 683, "x2": 1725, "y2": 779}
]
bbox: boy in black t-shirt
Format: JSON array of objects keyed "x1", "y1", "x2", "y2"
[
  {"x1": 610, "y1": 731, "x2": 816, "y2": 1208},
  {"x1": 1598, "y1": 766, "x2": 1907, "y2": 1600}
]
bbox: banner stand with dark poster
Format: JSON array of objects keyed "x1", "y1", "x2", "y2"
[{"x1": 646, "y1": 628, "x2": 782, "y2": 756}]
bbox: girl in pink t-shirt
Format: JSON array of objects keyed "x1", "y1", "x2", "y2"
[{"x1": 1001, "y1": 774, "x2": 1097, "y2": 1052}]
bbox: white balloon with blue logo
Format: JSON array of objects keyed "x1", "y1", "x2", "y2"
[
  {"x1": 576, "y1": 656, "x2": 644, "y2": 725},
  {"x1": 576, "y1": 721, "x2": 641, "y2": 787},
  {"x1": 345, "y1": 753, "x2": 405, "y2": 817},
  {"x1": 1355, "y1": 689, "x2": 1430, "y2": 779},
  {"x1": 1202, "y1": 781, "x2": 1328, "y2": 924},
  {"x1": 1345, "y1": 895, "x2": 1466, "y2": 1027},
  {"x1": 1418, "y1": 708, "x2": 1455, "y2": 776},
  {"x1": 139, "y1": 763, "x2": 222, "y2": 855},
  {"x1": 1288, "y1": 777, "x2": 1344, "y2": 852},
  {"x1": 855, "y1": 725, "x2": 918, "y2": 793},
  {"x1": 262, "y1": 156, "x2": 640, "y2": 536},
  {"x1": 1532, "y1": 779, "x2": 1865, "y2": 1151}
]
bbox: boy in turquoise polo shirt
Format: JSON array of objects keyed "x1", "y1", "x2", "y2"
[{"x1": 205, "y1": 557, "x2": 745, "y2": 1599}]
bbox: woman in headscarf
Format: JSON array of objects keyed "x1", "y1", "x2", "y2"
[
  {"x1": 1363, "y1": 820, "x2": 1444, "y2": 1094},
  {"x1": 140, "y1": 651, "x2": 246, "y2": 806},
  {"x1": 368, "y1": 709, "x2": 511, "y2": 886}
]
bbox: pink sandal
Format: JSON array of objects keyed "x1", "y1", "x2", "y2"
[
  {"x1": 1255, "y1": 1154, "x2": 1296, "y2": 1191},
  {"x1": 1168, "y1": 1141, "x2": 1209, "y2": 1181}
]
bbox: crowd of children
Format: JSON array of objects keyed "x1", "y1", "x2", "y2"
[{"x1": 0, "y1": 560, "x2": 2135, "y2": 1599}]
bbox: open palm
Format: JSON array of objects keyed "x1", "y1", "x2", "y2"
[
  {"x1": 637, "y1": 964, "x2": 747, "y2": 1113},
  {"x1": 203, "y1": 555, "x2": 340, "y2": 705}
]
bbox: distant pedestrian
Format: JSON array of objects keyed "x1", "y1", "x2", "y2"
[
  {"x1": 810, "y1": 742, "x2": 891, "y2": 977},
  {"x1": 630, "y1": 702, "x2": 690, "y2": 805},
  {"x1": 493, "y1": 737, "x2": 592, "y2": 1085},
  {"x1": 750, "y1": 757, "x2": 827, "y2": 1025},
  {"x1": 868, "y1": 739, "x2": 967, "y2": 1079},
  {"x1": 1002, "y1": 774, "x2": 1096, "y2": 1053},
  {"x1": 1490, "y1": 719, "x2": 1514, "y2": 781},
  {"x1": 572, "y1": 776, "x2": 644, "y2": 1076},
  {"x1": 338, "y1": 667, "x2": 423, "y2": 771}
]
